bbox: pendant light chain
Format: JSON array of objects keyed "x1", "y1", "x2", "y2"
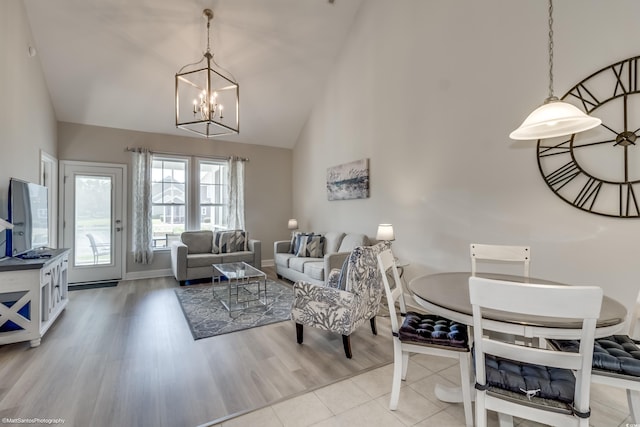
[
  {"x1": 509, "y1": 0, "x2": 601, "y2": 140},
  {"x1": 547, "y1": 0, "x2": 555, "y2": 100}
]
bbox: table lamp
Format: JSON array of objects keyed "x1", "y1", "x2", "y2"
[
  {"x1": 376, "y1": 224, "x2": 395, "y2": 243},
  {"x1": 287, "y1": 219, "x2": 298, "y2": 231}
]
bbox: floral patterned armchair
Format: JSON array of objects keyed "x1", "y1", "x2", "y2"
[{"x1": 290, "y1": 242, "x2": 389, "y2": 358}]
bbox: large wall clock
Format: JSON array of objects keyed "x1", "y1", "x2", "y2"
[{"x1": 537, "y1": 55, "x2": 640, "y2": 218}]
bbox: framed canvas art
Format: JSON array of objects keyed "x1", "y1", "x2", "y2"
[{"x1": 326, "y1": 158, "x2": 369, "y2": 201}]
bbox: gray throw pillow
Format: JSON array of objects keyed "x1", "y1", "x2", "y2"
[
  {"x1": 291, "y1": 232, "x2": 313, "y2": 254},
  {"x1": 295, "y1": 234, "x2": 324, "y2": 258}
]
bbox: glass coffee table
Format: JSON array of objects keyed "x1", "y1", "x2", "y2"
[{"x1": 212, "y1": 262, "x2": 267, "y2": 312}]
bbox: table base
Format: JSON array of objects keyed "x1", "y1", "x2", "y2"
[{"x1": 213, "y1": 276, "x2": 267, "y2": 312}]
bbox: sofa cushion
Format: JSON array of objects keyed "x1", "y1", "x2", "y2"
[
  {"x1": 214, "y1": 230, "x2": 248, "y2": 253},
  {"x1": 275, "y1": 252, "x2": 296, "y2": 268},
  {"x1": 303, "y1": 261, "x2": 325, "y2": 281},
  {"x1": 338, "y1": 233, "x2": 369, "y2": 253},
  {"x1": 187, "y1": 252, "x2": 223, "y2": 268},
  {"x1": 289, "y1": 256, "x2": 322, "y2": 273},
  {"x1": 221, "y1": 251, "x2": 254, "y2": 264},
  {"x1": 291, "y1": 232, "x2": 314, "y2": 254},
  {"x1": 182, "y1": 231, "x2": 214, "y2": 254},
  {"x1": 296, "y1": 234, "x2": 324, "y2": 258},
  {"x1": 323, "y1": 231, "x2": 346, "y2": 254}
]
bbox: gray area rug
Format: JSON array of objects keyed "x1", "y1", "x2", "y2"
[{"x1": 175, "y1": 280, "x2": 294, "y2": 340}]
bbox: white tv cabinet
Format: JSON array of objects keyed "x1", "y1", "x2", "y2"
[{"x1": 0, "y1": 249, "x2": 70, "y2": 347}]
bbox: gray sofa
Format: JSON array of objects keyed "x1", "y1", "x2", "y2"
[
  {"x1": 274, "y1": 231, "x2": 369, "y2": 286},
  {"x1": 170, "y1": 230, "x2": 261, "y2": 285}
]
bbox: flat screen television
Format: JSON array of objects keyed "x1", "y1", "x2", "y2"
[{"x1": 6, "y1": 178, "x2": 50, "y2": 257}]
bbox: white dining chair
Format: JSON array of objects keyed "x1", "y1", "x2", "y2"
[
  {"x1": 470, "y1": 243, "x2": 530, "y2": 277},
  {"x1": 377, "y1": 249, "x2": 473, "y2": 426},
  {"x1": 470, "y1": 276, "x2": 603, "y2": 427}
]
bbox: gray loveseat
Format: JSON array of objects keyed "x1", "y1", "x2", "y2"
[
  {"x1": 170, "y1": 230, "x2": 261, "y2": 285},
  {"x1": 274, "y1": 231, "x2": 369, "y2": 286}
]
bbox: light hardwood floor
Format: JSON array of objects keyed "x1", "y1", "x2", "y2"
[{"x1": 0, "y1": 268, "x2": 393, "y2": 427}]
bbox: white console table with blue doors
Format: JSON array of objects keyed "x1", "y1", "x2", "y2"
[{"x1": 0, "y1": 249, "x2": 70, "y2": 347}]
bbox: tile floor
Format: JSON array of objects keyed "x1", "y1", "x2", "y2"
[{"x1": 211, "y1": 354, "x2": 634, "y2": 427}]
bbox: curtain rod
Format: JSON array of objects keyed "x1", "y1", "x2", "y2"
[{"x1": 124, "y1": 146, "x2": 249, "y2": 162}]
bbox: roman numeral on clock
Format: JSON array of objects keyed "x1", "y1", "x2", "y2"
[
  {"x1": 545, "y1": 161, "x2": 580, "y2": 190},
  {"x1": 620, "y1": 183, "x2": 640, "y2": 217},
  {"x1": 567, "y1": 83, "x2": 600, "y2": 113},
  {"x1": 574, "y1": 178, "x2": 602, "y2": 210},
  {"x1": 612, "y1": 57, "x2": 639, "y2": 96}
]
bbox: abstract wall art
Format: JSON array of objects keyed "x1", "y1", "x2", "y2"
[{"x1": 326, "y1": 158, "x2": 369, "y2": 201}]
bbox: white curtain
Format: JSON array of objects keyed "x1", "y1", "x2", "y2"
[
  {"x1": 227, "y1": 157, "x2": 245, "y2": 230},
  {"x1": 131, "y1": 148, "x2": 154, "y2": 264}
]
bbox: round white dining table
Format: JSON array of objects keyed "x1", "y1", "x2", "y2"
[{"x1": 408, "y1": 271, "x2": 628, "y2": 403}]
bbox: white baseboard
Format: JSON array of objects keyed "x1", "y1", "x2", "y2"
[
  {"x1": 262, "y1": 259, "x2": 274, "y2": 267},
  {"x1": 124, "y1": 268, "x2": 172, "y2": 281}
]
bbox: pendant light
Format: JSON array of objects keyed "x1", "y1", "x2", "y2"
[
  {"x1": 175, "y1": 9, "x2": 239, "y2": 138},
  {"x1": 509, "y1": 0, "x2": 601, "y2": 140}
]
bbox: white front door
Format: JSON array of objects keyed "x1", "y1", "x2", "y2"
[{"x1": 60, "y1": 161, "x2": 125, "y2": 284}]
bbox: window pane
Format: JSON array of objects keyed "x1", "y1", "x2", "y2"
[
  {"x1": 199, "y1": 161, "x2": 228, "y2": 231},
  {"x1": 151, "y1": 205, "x2": 185, "y2": 248},
  {"x1": 152, "y1": 157, "x2": 187, "y2": 248},
  {"x1": 200, "y1": 205, "x2": 227, "y2": 231},
  {"x1": 74, "y1": 175, "x2": 111, "y2": 265}
]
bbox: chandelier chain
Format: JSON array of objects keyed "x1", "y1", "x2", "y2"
[
  {"x1": 206, "y1": 15, "x2": 211, "y2": 54},
  {"x1": 547, "y1": 0, "x2": 554, "y2": 99}
]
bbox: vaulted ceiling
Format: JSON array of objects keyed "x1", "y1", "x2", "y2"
[{"x1": 23, "y1": 0, "x2": 363, "y2": 148}]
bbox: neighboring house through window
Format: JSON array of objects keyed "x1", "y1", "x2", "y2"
[
  {"x1": 151, "y1": 155, "x2": 229, "y2": 248},
  {"x1": 198, "y1": 160, "x2": 228, "y2": 231}
]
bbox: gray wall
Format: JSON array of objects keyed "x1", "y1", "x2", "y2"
[
  {"x1": 57, "y1": 122, "x2": 292, "y2": 274},
  {"x1": 292, "y1": 0, "x2": 640, "y2": 325},
  {"x1": 0, "y1": 1, "x2": 57, "y2": 254}
]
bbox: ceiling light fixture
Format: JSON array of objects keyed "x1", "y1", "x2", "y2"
[
  {"x1": 509, "y1": 0, "x2": 600, "y2": 140},
  {"x1": 175, "y1": 9, "x2": 239, "y2": 138}
]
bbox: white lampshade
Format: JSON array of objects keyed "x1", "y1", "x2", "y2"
[
  {"x1": 376, "y1": 224, "x2": 395, "y2": 242},
  {"x1": 287, "y1": 219, "x2": 298, "y2": 230},
  {"x1": 0, "y1": 218, "x2": 13, "y2": 232},
  {"x1": 510, "y1": 98, "x2": 601, "y2": 140}
]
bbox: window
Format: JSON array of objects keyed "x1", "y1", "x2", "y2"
[
  {"x1": 198, "y1": 160, "x2": 228, "y2": 231},
  {"x1": 150, "y1": 156, "x2": 229, "y2": 248},
  {"x1": 151, "y1": 157, "x2": 187, "y2": 248}
]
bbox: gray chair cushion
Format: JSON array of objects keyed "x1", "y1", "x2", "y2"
[
  {"x1": 550, "y1": 335, "x2": 640, "y2": 379},
  {"x1": 481, "y1": 353, "x2": 576, "y2": 407},
  {"x1": 181, "y1": 231, "x2": 214, "y2": 254},
  {"x1": 400, "y1": 312, "x2": 469, "y2": 350}
]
